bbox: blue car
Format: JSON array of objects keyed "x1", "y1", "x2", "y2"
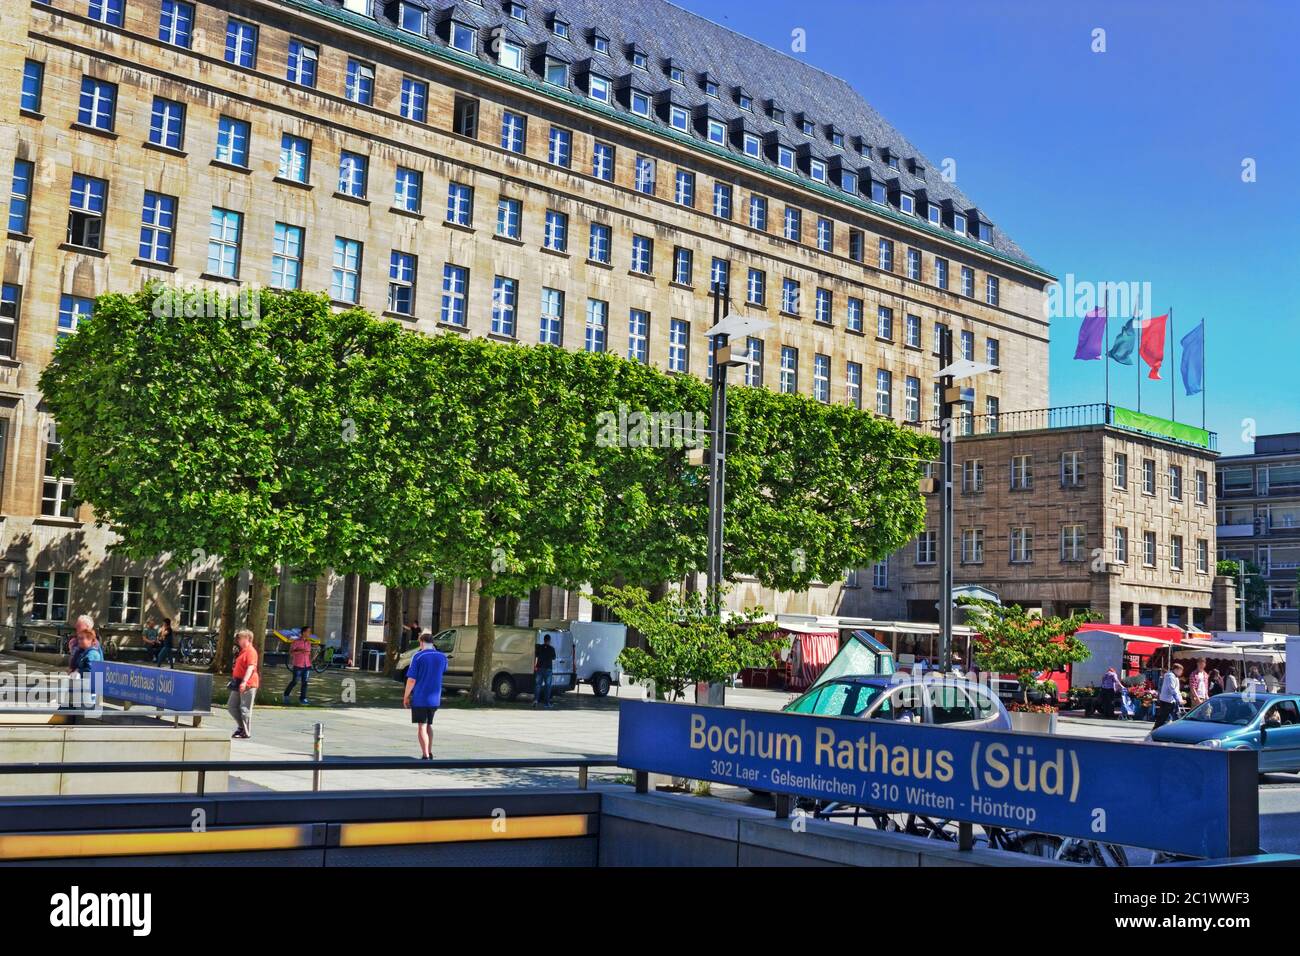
[{"x1": 1148, "y1": 692, "x2": 1300, "y2": 774}]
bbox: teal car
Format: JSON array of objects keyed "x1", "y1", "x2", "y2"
[{"x1": 1148, "y1": 693, "x2": 1300, "y2": 774}]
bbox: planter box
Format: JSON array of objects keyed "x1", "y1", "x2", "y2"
[{"x1": 1010, "y1": 711, "x2": 1058, "y2": 734}]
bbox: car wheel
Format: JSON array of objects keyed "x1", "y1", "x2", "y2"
[
  {"x1": 493, "y1": 674, "x2": 517, "y2": 701},
  {"x1": 592, "y1": 673, "x2": 612, "y2": 697}
]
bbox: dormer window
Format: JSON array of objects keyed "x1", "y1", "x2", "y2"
[
  {"x1": 703, "y1": 78, "x2": 719, "y2": 97},
  {"x1": 630, "y1": 89, "x2": 651, "y2": 117},
  {"x1": 506, "y1": 1, "x2": 526, "y2": 22},
  {"x1": 669, "y1": 65, "x2": 684, "y2": 84},
  {"x1": 769, "y1": 105, "x2": 785, "y2": 125},
  {"x1": 551, "y1": 16, "x2": 569, "y2": 38},
  {"x1": 908, "y1": 158, "x2": 925, "y2": 178},
  {"x1": 588, "y1": 73, "x2": 611, "y2": 103},
  {"x1": 629, "y1": 46, "x2": 648, "y2": 69},
  {"x1": 499, "y1": 40, "x2": 524, "y2": 71},
  {"x1": 343, "y1": 0, "x2": 372, "y2": 15},
  {"x1": 707, "y1": 119, "x2": 726, "y2": 145},
  {"x1": 592, "y1": 32, "x2": 609, "y2": 55},
  {"x1": 870, "y1": 179, "x2": 888, "y2": 204},
  {"x1": 545, "y1": 58, "x2": 569, "y2": 86},
  {"x1": 883, "y1": 149, "x2": 900, "y2": 169},
  {"x1": 830, "y1": 129, "x2": 845, "y2": 149},
  {"x1": 777, "y1": 146, "x2": 795, "y2": 171},
  {"x1": 976, "y1": 220, "x2": 993, "y2": 243},
  {"x1": 738, "y1": 93, "x2": 753, "y2": 111},
  {"x1": 898, "y1": 192, "x2": 915, "y2": 215},
  {"x1": 398, "y1": 2, "x2": 426, "y2": 34},
  {"x1": 927, "y1": 203, "x2": 941, "y2": 225},
  {"x1": 743, "y1": 133, "x2": 762, "y2": 158},
  {"x1": 669, "y1": 105, "x2": 690, "y2": 131},
  {"x1": 810, "y1": 158, "x2": 828, "y2": 183},
  {"x1": 856, "y1": 139, "x2": 870, "y2": 157},
  {"x1": 952, "y1": 211, "x2": 968, "y2": 235},
  {"x1": 449, "y1": 20, "x2": 475, "y2": 52},
  {"x1": 840, "y1": 169, "x2": 858, "y2": 194},
  {"x1": 800, "y1": 118, "x2": 815, "y2": 136}
]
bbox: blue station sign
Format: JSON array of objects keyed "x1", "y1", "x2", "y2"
[
  {"x1": 617, "y1": 700, "x2": 1258, "y2": 859},
  {"x1": 89, "y1": 661, "x2": 213, "y2": 713}
]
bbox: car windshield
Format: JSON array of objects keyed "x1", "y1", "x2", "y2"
[
  {"x1": 787, "y1": 681, "x2": 885, "y2": 718},
  {"x1": 1182, "y1": 696, "x2": 1264, "y2": 726}
]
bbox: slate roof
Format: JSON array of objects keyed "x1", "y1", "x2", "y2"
[{"x1": 314, "y1": 0, "x2": 1035, "y2": 267}]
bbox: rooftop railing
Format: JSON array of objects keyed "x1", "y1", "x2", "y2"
[{"x1": 919, "y1": 403, "x2": 1218, "y2": 451}]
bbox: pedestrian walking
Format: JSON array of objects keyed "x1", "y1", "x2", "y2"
[
  {"x1": 1208, "y1": 668, "x2": 1224, "y2": 698},
  {"x1": 66, "y1": 614, "x2": 97, "y2": 674},
  {"x1": 153, "y1": 617, "x2": 176, "y2": 668},
  {"x1": 1189, "y1": 658, "x2": 1210, "y2": 708},
  {"x1": 1224, "y1": 669, "x2": 1239, "y2": 694},
  {"x1": 403, "y1": 631, "x2": 448, "y2": 759},
  {"x1": 1152, "y1": 662, "x2": 1184, "y2": 730},
  {"x1": 227, "y1": 629, "x2": 260, "y2": 740},
  {"x1": 283, "y1": 629, "x2": 314, "y2": 705},
  {"x1": 68, "y1": 626, "x2": 104, "y2": 709},
  {"x1": 1099, "y1": 666, "x2": 1121, "y2": 718},
  {"x1": 533, "y1": 634, "x2": 556, "y2": 709}
]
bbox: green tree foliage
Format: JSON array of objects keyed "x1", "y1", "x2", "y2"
[
  {"x1": 593, "y1": 586, "x2": 783, "y2": 700},
  {"x1": 1217, "y1": 559, "x2": 1267, "y2": 629},
  {"x1": 961, "y1": 599, "x2": 1096, "y2": 704}
]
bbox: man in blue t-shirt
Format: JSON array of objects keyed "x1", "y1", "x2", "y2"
[{"x1": 403, "y1": 632, "x2": 448, "y2": 759}]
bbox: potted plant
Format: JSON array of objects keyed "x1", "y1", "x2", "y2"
[{"x1": 960, "y1": 599, "x2": 1096, "y2": 734}]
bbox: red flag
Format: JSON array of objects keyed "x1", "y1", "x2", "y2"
[{"x1": 1140, "y1": 313, "x2": 1168, "y2": 380}]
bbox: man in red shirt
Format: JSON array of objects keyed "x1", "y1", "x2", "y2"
[{"x1": 228, "y1": 628, "x2": 260, "y2": 739}]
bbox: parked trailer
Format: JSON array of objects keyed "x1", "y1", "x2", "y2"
[{"x1": 534, "y1": 620, "x2": 626, "y2": 696}]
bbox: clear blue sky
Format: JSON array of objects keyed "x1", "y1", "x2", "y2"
[{"x1": 678, "y1": 0, "x2": 1299, "y2": 454}]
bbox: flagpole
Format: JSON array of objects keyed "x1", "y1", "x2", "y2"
[
  {"x1": 1103, "y1": 288, "x2": 1110, "y2": 409},
  {"x1": 1201, "y1": 317, "x2": 1206, "y2": 429},
  {"x1": 1135, "y1": 294, "x2": 1142, "y2": 414},
  {"x1": 1170, "y1": 308, "x2": 1176, "y2": 422}
]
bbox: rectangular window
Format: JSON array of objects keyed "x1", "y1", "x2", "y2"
[
  {"x1": 225, "y1": 18, "x2": 258, "y2": 67},
  {"x1": 1196, "y1": 471, "x2": 1209, "y2": 505},
  {"x1": 875, "y1": 369, "x2": 892, "y2": 417},
  {"x1": 271, "y1": 223, "x2": 304, "y2": 290},
  {"x1": 279, "y1": 133, "x2": 312, "y2": 184},
  {"x1": 668, "y1": 319, "x2": 690, "y2": 373},
  {"x1": 543, "y1": 209, "x2": 568, "y2": 252},
  {"x1": 779, "y1": 347, "x2": 798, "y2": 394},
  {"x1": 783, "y1": 206, "x2": 802, "y2": 242},
  {"x1": 57, "y1": 295, "x2": 92, "y2": 340},
  {"x1": 961, "y1": 266, "x2": 975, "y2": 297},
  {"x1": 1114, "y1": 527, "x2": 1128, "y2": 564},
  {"x1": 216, "y1": 116, "x2": 250, "y2": 167},
  {"x1": 9, "y1": 159, "x2": 34, "y2": 234},
  {"x1": 878, "y1": 238, "x2": 894, "y2": 272},
  {"x1": 455, "y1": 98, "x2": 480, "y2": 138},
  {"x1": 548, "y1": 126, "x2": 572, "y2": 167},
  {"x1": 813, "y1": 354, "x2": 830, "y2": 403},
  {"x1": 400, "y1": 77, "x2": 428, "y2": 122},
  {"x1": 446, "y1": 182, "x2": 474, "y2": 226},
  {"x1": 387, "y1": 250, "x2": 416, "y2": 315},
  {"x1": 904, "y1": 314, "x2": 922, "y2": 349},
  {"x1": 1011, "y1": 455, "x2": 1033, "y2": 490},
  {"x1": 781, "y1": 279, "x2": 800, "y2": 316},
  {"x1": 749, "y1": 195, "x2": 768, "y2": 230},
  {"x1": 1114, "y1": 452, "x2": 1128, "y2": 489},
  {"x1": 746, "y1": 269, "x2": 765, "y2": 307},
  {"x1": 1169, "y1": 464, "x2": 1184, "y2": 501},
  {"x1": 916, "y1": 532, "x2": 937, "y2": 565},
  {"x1": 906, "y1": 247, "x2": 922, "y2": 281},
  {"x1": 440, "y1": 264, "x2": 469, "y2": 326},
  {"x1": 138, "y1": 191, "x2": 176, "y2": 264},
  {"x1": 21, "y1": 60, "x2": 44, "y2": 113},
  {"x1": 628, "y1": 309, "x2": 649, "y2": 363},
  {"x1": 589, "y1": 223, "x2": 611, "y2": 264},
  {"x1": 449, "y1": 19, "x2": 475, "y2": 52},
  {"x1": 745, "y1": 337, "x2": 764, "y2": 387},
  {"x1": 149, "y1": 96, "x2": 185, "y2": 150},
  {"x1": 710, "y1": 258, "x2": 729, "y2": 293},
  {"x1": 962, "y1": 459, "x2": 985, "y2": 494},
  {"x1": 286, "y1": 38, "x2": 318, "y2": 87},
  {"x1": 501, "y1": 111, "x2": 527, "y2": 153},
  {"x1": 181, "y1": 580, "x2": 213, "y2": 628},
  {"x1": 872, "y1": 560, "x2": 888, "y2": 590},
  {"x1": 42, "y1": 426, "x2": 76, "y2": 517},
  {"x1": 1010, "y1": 527, "x2": 1033, "y2": 564},
  {"x1": 1143, "y1": 531, "x2": 1157, "y2": 567},
  {"x1": 330, "y1": 237, "x2": 363, "y2": 304},
  {"x1": 491, "y1": 275, "x2": 517, "y2": 337},
  {"x1": 877, "y1": 305, "x2": 893, "y2": 340},
  {"x1": 108, "y1": 575, "x2": 143, "y2": 625},
  {"x1": 0, "y1": 283, "x2": 20, "y2": 359},
  {"x1": 845, "y1": 361, "x2": 862, "y2": 410},
  {"x1": 89, "y1": 0, "x2": 125, "y2": 26},
  {"x1": 345, "y1": 59, "x2": 375, "y2": 106},
  {"x1": 496, "y1": 197, "x2": 521, "y2": 239},
  {"x1": 631, "y1": 235, "x2": 653, "y2": 274},
  {"x1": 815, "y1": 288, "x2": 832, "y2": 325},
  {"x1": 584, "y1": 299, "x2": 608, "y2": 353},
  {"x1": 1197, "y1": 538, "x2": 1209, "y2": 574},
  {"x1": 33, "y1": 571, "x2": 71, "y2": 621},
  {"x1": 961, "y1": 329, "x2": 975, "y2": 361},
  {"x1": 848, "y1": 229, "x2": 864, "y2": 262},
  {"x1": 635, "y1": 156, "x2": 656, "y2": 195},
  {"x1": 713, "y1": 183, "x2": 733, "y2": 219},
  {"x1": 335, "y1": 152, "x2": 374, "y2": 201},
  {"x1": 961, "y1": 529, "x2": 985, "y2": 564},
  {"x1": 539, "y1": 288, "x2": 564, "y2": 345},
  {"x1": 817, "y1": 217, "x2": 833, "y2": 253},
  {"x1": 1170, "y1": 535, "x2": 1184, "y2": 571},
  {"x1": 592, "y1": 142, "x2": 615, "y2": 181},
  {"x1": 675, "y1": 170, "x2": 695, "y2": 207},
  {"x1": 672, "y1": 247, "x2": 693, "y2": 286},
  {"x1": 1143, "y1": 458, "x2": 1157, "y2": 495},
  {"x1": 78, "y1": 76, "x2": 117, "y2": 131},
  {"x1": 935, "y1": 257, "x2": 949, "y2": 291},
  {"x1": 1061, "y1": 525, "x2": 1086, "y2": 562},
  {"x1": 986, "y1": 275, "x2": 1000, "y2": 306},
  {"x1": 1061, "y1": 450, "x2": 1084, "y2": 487},
  {"x1": 394, "y1": 167, "x2": 423, "y2": 213},
  {"x1": 68, "y1": 174, "x2": 108, "y2": 250},
  {"x1": 159, "y1": 0, "x2": 194, "y2": 47},
  {"x1": 846, "y1": 297, "x2": 863, "y2": 334},
  {"x1": 986, "y1": 337, "x2": 1000, "y2": 367},
  {"x1": 904, "y1": 376, "x2": 921, "y2": 423}
]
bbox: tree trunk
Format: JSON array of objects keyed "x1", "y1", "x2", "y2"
[
  {"x1": 211, "y1": 572, "x2": 240, "y2": 674},
  {"x1": 470, "y1": 579, "x2": 496, "y2": 705},
  {"x1": 382, "y1": 586, "x2": 403, "y2": 676},
  {"x1": 246, "y1": 575, "x2": 271, "y2": 659}
]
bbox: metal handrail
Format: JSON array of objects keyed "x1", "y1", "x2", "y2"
[{"x1": 0, "y1": 756, "x2": 621, "y2": 796}]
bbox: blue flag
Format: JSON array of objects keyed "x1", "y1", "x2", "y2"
[
  {"x1": 1109, "y1": 319, "x2": 1137, "y2": 365},
  {"x1": 1180, "y1": 319, "x2": 1205, "y2": 396}
]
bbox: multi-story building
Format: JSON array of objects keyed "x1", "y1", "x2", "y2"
[
  {"x1": 1, "y1": 0, "x2": 1052, "y2": 652},
  {"x1": 842, "y1": 404, "x2": 1224, "y2": 629},
  {"x1": 1217, "y1": 433, "x2": 1300, "y2": 634}
]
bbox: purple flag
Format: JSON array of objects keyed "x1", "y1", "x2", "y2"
[{"x1": 1074, "y1": 308, "x2": 1108, "y2": 360}]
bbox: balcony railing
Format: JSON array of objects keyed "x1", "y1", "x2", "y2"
[{"x1": 920, "y1": 403, "x2": 1218, "y2": 451}]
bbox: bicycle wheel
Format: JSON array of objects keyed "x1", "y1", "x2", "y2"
[{"x1": 311, "y1": 648, "x2": 329, "y2": 673}]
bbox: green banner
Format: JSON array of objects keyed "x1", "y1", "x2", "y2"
[{"x1": 1111, "y1": 406, "x2": 1211, "y2": 449}]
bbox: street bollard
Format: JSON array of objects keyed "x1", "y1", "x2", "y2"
[{"x1": 312, "y1": 722, "x2": 324, "y2": 792}]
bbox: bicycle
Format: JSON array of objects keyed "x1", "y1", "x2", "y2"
[
  {"x1": 174, "y1": 632, "x2": 216, "y2": 668},
  {"x1": 273, "y1": 630, "x2": 338, "y2": 673}
]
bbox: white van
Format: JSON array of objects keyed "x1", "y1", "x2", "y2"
[
  {"x1": 535, "y1": 619, "x2": 626, "y2": 696},
  {"x1": 394, "y1": 626, "x2": 575, "y2": 701}
]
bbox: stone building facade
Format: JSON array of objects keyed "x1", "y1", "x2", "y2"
[
  {"x1": 1, "y1": 0, "x2": 1052, "y2": 652},
  {"x1": 841, "y1": 408, "x2": 1223, "y2": 629}
]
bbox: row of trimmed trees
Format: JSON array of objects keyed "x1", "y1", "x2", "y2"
[{"x1": 40, "y1": 286, "x2": 937, "y2": 702}]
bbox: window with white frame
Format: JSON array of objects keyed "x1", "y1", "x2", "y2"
[
  {"x1": 813, "y1": 354, "x2": 830, "y2": 402},
  {"x1": 875, "y1": 369, "x2": 892, "y2": 417},
  {"x1": 631, "y1": 235, "x2": 653, "y2": 274},
  {"x1": 108, "y1": 575, "x2": 143, "y2": 624},
  {"x1": 668, "y1": 319, "x2": 689, "y2": 372},
  {"x1": 1061, "y1": 525, "x2": 1086, "y2": 562},
  {"x1": 440, "y1": 264, "x2": 469, "y2": 326},
  {"x1": 746, "y1": 269, "x2": 765, "y2": 306},
  {"x1": 496, "y1": 197, "x2": 521, "y2": 239},
  {"x1": 779, "y1": 346, "x2": 798, "y2": 394},
  {"x1": 387, "y1": 250, "x2": 416, "y2": 315},
  {"x1": 271, "y1": 222, "x2": 303, "y2": 290},
  {"x1": 904, "y1": 376, "x2": 921, "y2": 423},
  {"x1": 628, "y1": 310, "x2": 649, "y2": 363},
  {"x1": 181, "y1": 579, "x2": 212, "y2": 628},
  {"x1": 42, "y1": 427, "x2": 75, "y2": 517},
  {"x1": 539, "y1": 287, "x2": 564, "y2": 345},
  {"x1": 286, "y1": 38, "x2": 318, "y2": 86},
  {"x1": 1114, "y1": 526, "x2": 1128, "y2": 564},
  {"x1": 962, "y1": 459, "x2": 985, "y2": 494},
  {"x1": 1011, "y1": 455, "x2": 1033, "y2": 490},
  {"x1": 1170, "y1": 534, "x2": 1184, "y2": 571},
  {"x1": 584, "y1": 299, "x2": 608, "y2": 353},
  {"x1": 916, "y1": 532, "x2": 937, "y2": 565},
  {"x1": 33, "y1": 571, "x2": 71, "y2": 621},
  {"x1": 1010, "y1": 527, "x2": 1033, "y2": 563},
  {"x1": 961, "y1": 529, "x2": 984, "y2": 564},
  {"x1": 877, "y1": 305, "x2": 893, "y2": 340},
  {"x1": 331, "y1": 236, "x2": 363, "y2": 304},
  {"x1": 446, "y1": 182, "x2": 474, "y2": 226},
  {"x1": 279, "y1": 133, "x2": 311, "y2": 184},
  {"x1": 847, "y1": 297, "x2": 863, "y2": 334},
  {"x1": 589, "y1": 223, "x2": 611, "y2": 264},
  {"x1": 543, "y1": 209, "x2": 568, "y2": 252},
  {"x1": 1061, "y1": 450, "x2": 1084, "y2": 487},
  {"x1": 491, "y1": 275, "x2": 517, "y2": 337},
  {"x1": 845, "y1": 361, "x2": 861, "y2": 409},
  {"x1": 1143, "y1": 530, "x2": 1157, "y2": 567}
]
